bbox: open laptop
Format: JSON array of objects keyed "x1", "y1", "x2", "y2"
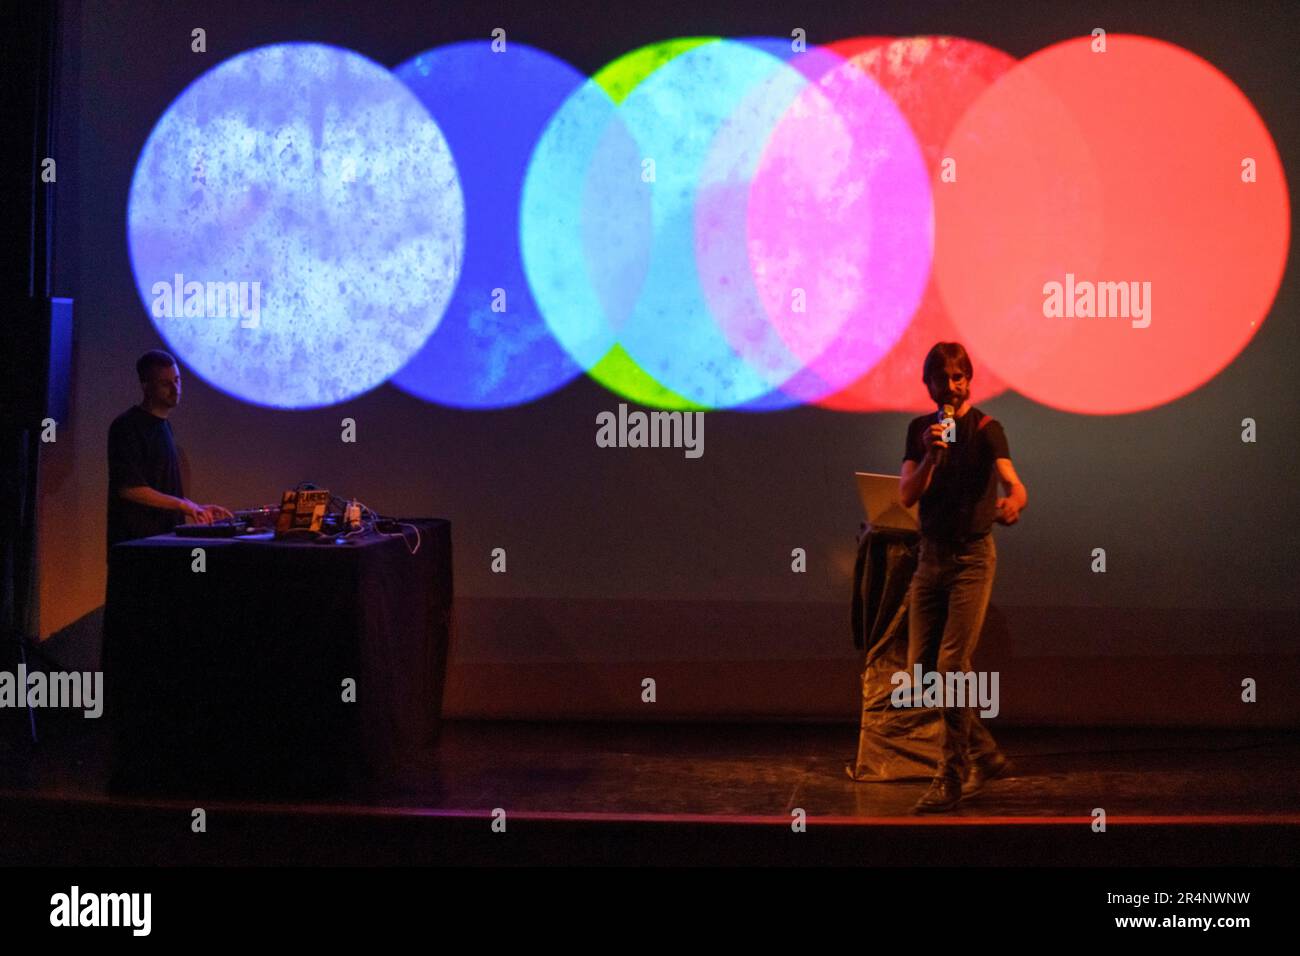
[{"x1": 854, "y1": 472, "x2": 919, "y2": 532}]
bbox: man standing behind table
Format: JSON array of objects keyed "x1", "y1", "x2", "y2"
[{"x1": 106, "y1": 350, "x2": 232, "y2": 557}]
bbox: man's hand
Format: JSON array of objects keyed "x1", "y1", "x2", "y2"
[
  {"x1": 201, "y1": 504, "x2": 234, "y2": 522},
  {"x1": 994, "y1": 497, "x2": 1020, "y2": 525},
  {"x1": 994, "y1": 459, "x2": 1027, "y2": 526},
  {"x1": 924, "y1": 422, "x2": 949, "y2": 462},
  {"x1": 177, "y1": 498, "x2": 213, "y2": 524}
]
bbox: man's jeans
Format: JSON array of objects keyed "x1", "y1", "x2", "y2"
[{"x1": 906, "y1": 532, "x2": 1000, "y2": 783}]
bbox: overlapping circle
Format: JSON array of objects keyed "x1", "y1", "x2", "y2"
[{"x1": 128, "y1": 35, "x2": 1289, "y2": 413}]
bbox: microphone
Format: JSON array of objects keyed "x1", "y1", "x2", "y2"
[{"x1": 934, "y1": 403, "x2": 955, "y2": 467}]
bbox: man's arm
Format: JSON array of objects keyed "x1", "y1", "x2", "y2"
[
  {"x1": 900, "y1": 455, "x2": 935, "y2": 508},
  {"x1": 118, "y1": 485, "x2": 212, "y2": 523},
  {"x1": 900, "y1": 421, "x2": 948, "y2": 507},
  {"x1": 994, "y1": 457, "x2": 1027, "y2": 525},
  {"x1": 109, "y1": 421, "x2": 229, "y2": 524}
]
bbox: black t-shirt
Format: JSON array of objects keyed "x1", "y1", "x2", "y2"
[
  {"x1": 903, "y1": 407, "x2": 1010, "y2": 542},
  {"x1": 107, "y1": 405, "x2": 184, "y2": 554}
]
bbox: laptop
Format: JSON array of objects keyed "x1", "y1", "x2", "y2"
[{"x1": 854, "y1": 472, "x2": 919, "y2": 532}]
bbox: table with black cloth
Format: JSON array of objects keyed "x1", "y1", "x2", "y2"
[
  {"x1": 103, "y1": 518, "x2": 452, "y2": 797},
  {"x1": 846, "y1": 522, "x2": 945, "y2": 781}
]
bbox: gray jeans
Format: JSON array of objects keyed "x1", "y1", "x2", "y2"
[{"x1": 906, "y1": 532, "x2": 1000, "y2": 781}]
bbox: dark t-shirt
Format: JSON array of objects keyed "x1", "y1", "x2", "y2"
[
  {"x1": 903, "y1": 407, "x2": 1010, "y2": 542},
  {"x1": 107, "y1": 405, "x2": 184, "y2": 554}
]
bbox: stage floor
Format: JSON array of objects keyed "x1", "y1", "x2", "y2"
[{"x1": 2, "y1": 719, "x2": 1297, "y2": 864}]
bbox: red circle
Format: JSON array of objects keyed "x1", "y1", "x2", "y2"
[{"x1": 934, "y1": 34, "x2": 1290, "y2": 414}]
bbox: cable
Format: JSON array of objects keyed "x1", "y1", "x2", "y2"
[
  {"x1": 401, "y1": 522, "x2": 422, "y2": 554},
  {"x1": 376, "y1": 520, "x2": 421, "y2": 554}
]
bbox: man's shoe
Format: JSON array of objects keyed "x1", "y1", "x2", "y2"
[
  {"x1": 964, "y1": 754, "x2": 1013, "y2": 796},
  {"x1": 914, "y1": 776, "x2": 962, "y2": 813}
]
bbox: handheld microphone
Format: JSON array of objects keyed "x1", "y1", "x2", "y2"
[{"x1": 934, "y1": 403, "x2": 955, "y2": 466}]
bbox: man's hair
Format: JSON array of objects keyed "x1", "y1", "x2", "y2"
[
  {"x1": 922, "y1": 342, "x2": 974, "y2": 385},
  {"x1": 136, "y1": 350, "x2": 177, "y2": 383}
]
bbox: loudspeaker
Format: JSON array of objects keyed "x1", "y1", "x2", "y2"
[{"x1": 1, "y1": 296, "x2": 73, "y2": 430}]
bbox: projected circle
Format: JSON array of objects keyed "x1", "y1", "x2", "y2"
[
  {"x1": 391, "y1": 42, "x2": 587, "y2": 409},
  {"x1": 525, "y1": 38, "x2": 932, "y2": 410},
  {"x1": 127, "y1": 43, "x2": 465, "y2": 409},
  {"x1": 714, "y1": 36, "x2": 897, "y2": 413},
  {"x1": 693, "y1": 37, "x2": 853, "y2": 413},
  {"x1": 610, "y1": 39, "x2": 820, "y2": 408},
  {"x1": 815, "y1": 36, "x2": 1018, "y2": 413},
  {"x1": 522, "y1": 38, "x2": 717, "y2": 412},
  {"x1": 737, "y1": 38, "x2": 934, "y2": 407},
  {"x1": 933, "y1": 35, "x2": 1290, "y2": 414}
]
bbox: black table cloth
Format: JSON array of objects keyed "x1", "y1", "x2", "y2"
[
  {"x1": 103, "y1": 518, "x2": 452, "y2": 797},
  {"x1": 847, "y1": 522, "x2": 944, "y2": 781}
]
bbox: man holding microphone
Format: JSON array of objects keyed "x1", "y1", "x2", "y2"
[{"x1": 899, "y1": 342, "x2": 1028, "y2": 812}]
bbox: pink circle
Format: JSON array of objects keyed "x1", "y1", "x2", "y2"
[
  {"x1": 814, "y1": 36, "x2": 1020, "y2": 413},
  {"x1": 694, "y1": 40, "x2": 934, "y2": 402}
]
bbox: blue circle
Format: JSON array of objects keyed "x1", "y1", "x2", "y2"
[{"x1": 391, "y1": 42, "x2": 588, "y2": 408}]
